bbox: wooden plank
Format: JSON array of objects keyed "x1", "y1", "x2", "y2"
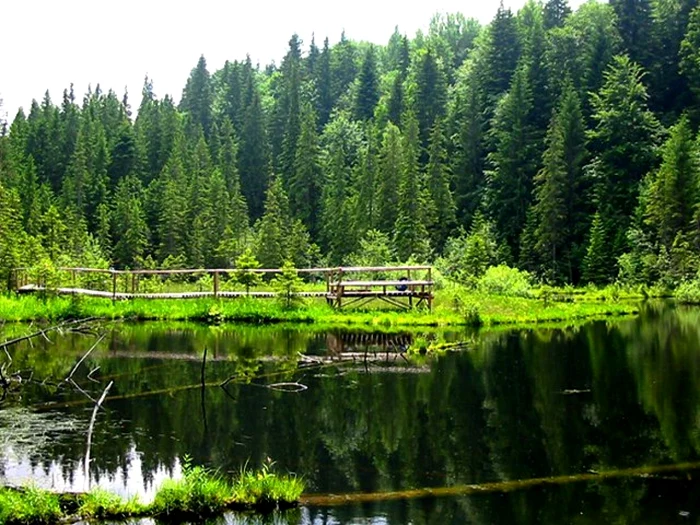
[{"x1": 331, "y1": 280, "x2": 434, "y2": 287}]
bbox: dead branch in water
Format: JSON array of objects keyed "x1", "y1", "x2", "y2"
[{"x1": 84, "y1": 380, "x2": 113, "y2": 491}]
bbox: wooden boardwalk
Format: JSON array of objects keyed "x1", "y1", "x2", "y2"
[{"x1": 13, "y1": 265, "x2": 434, "y2": 310}]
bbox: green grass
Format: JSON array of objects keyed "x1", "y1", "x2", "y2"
[
  {"x1": 0, "y1": 461, "x2": 304, "y2": 524},
  {"x1": 0, "y1": 287, "x2": 639, "y2": 328},
  {"x1": 77, "y1": 488, "x2": 147, "y2": 520},
  {"x1": 0, "y1": 486, "x2": 62, "y2": 525}
]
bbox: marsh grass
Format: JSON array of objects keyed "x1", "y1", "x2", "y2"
[
  {"x1": 77, "y1": 488, "x2": 146, "y2": 520},
  {"x1": 0, "y1": 486, "x2": 62, "y2": 525},
  {"x1": 0, "y1": 460, "x2": 304, "y2": 524},
  {"x1": 1, "y1": 281, "x2": 639, "y2": 328}
]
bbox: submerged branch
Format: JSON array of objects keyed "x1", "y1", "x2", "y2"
[{"x1": 300, "y1": 461, "x2": 700, "y2": 506}]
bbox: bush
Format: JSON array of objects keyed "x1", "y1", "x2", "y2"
[
  {"x1": 676, "y1": 274, "x2": 700, "y2": 304},
  {"x1": 476, "y1": 265, "x2": 532, "y2": 298}
]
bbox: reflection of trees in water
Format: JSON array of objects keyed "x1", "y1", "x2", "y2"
[{"x1": 3, "y1": 311, "x2": 700, "y2": 522}]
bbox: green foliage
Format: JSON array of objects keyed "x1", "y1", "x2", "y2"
[
  {"x1": 437, "y1": 211, "x2": 504, "y2": 282},
  {"x1": 476, "y1": 265, "x2": 533, "y2": 298},
  {"x1": 234, "y1": 247, "x2": 263, "y2": 294},
  {"x1": 272, "y1": 260, "x2": 304, "y2": 308},
  {"x1": 77, "y1": 489, "x2": 145, "y2": 520},
  {"x1": 0, "y1": 486, "x2": 62, "y2": 525}
]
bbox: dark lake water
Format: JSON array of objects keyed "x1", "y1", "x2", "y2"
[{"x1": 2, "y1": 303, "x2": 700, "y2": 523}]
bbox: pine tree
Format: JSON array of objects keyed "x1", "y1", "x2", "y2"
[
  {"x1": 610, "y1": 0, "x2": 654, "y2": 70},
  {"x1": 486, "y1": 64, "x2": 537, "y2": 257},
  {"x1": 483, "y1": 2, "x2": 521, "y2": 103},
  {"x1": 290, "y1": 102, "x2": 321, "y2": 236},
  {"x1": 316, "y1": 38, "x2": 333, "y2": 128},
  {"x1": 278, "y1": 34, "x2": 303, "y2": 187},
  {"x1": 238, "y1": 83, "x2": 270, "y2": 221},
  {"x1": 255, "y1": 176, "x2": 292, "y2": 268},
  {"x1": 354, "y1": 46, "x2": 380, "y2": 121},
  {"x1": 331, "y1": 31, "x2": 358, "y2": 102},
  {"x1": 543, "y1": 0, "x2": 572, "y2": 29},
  {"x1": 376, "y1": 123, "x2": 404, "y2": 234},
  {"x1": 180, "y1": 55, "x2": 213, "y2": 138},
  {"x1": 643, "y1": 115, "x2": 698, "y2": 249},
  {"x1": 393, "y1": 114, "x2": 431, "y2": 261},
  {"x1": 411, "y1": 48, "x2": 448, "y2": 150},
  {"x1": 425, "y1": 120, "x2": 456, "y2": 250},
  {"x1": 582, "y1": 211, "x2": 614, "y2": 283},
  {"x1": 532, "y1": 85, "x2": 587, "y2": 282},
  {"x1": 588, "y1": 55, "x2": 660, "y2": 256}
]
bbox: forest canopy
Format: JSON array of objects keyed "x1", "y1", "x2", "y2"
[{"x1": 2, "y1": 0, "x2": 700, "y2": 289}]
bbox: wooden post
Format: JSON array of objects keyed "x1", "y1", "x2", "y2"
[
  {"x1": 428, "y1": 267, "x2": 433, "y2": 311},
  {"x1": 112, "y1": 270, "x2": 117, "y2": 301},
  {"x1": 213, "y1": 271, "x2": 219, "y2": 298},
  {"x1": 71, "y1": 270, "x2": 76, "y2": 289},
  {"x1": 336, "y1": 268, "x2": 344, "y2": 309}
]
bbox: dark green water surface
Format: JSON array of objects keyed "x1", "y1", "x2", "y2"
[{"x1": 2, "y1": 303, "x2": 700, "y2": 523}]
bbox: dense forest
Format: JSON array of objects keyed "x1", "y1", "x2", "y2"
[{"x1": 2, "y1": 0, "x2": 700, "y2": 288}]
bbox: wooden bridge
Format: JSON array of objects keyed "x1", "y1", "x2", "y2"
[{"x1": 12, "y1": 265, "x2": 434, "y2": 310}]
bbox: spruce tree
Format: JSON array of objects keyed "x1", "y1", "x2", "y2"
[
  {"x1": 543, "y1": 0, "x2": 572, "y2": 29},
  {"x1": 290, "y1": 102, "x2": 321, "y2": 236},
  {"x1": 643, "y1": 115, "x2": 698, "y2": 249},
  {"x1": 588, "y1": 54, "x2": 660, "y2": 258},
  {"x1": 393, "y1": 114, "x2": 431, "y2": 261},
  {"x1": 376, "y1": 123, "x2": 403, "y2": 234},
  {"x1": 486, "y1": 64, "x2": 537, "y2": 257},
  {"x1": 180, "y1": 55, "x2": 213, "y2": 138},
  {"x1": 532, "y1": 85, "x2": 587, "y2": 282},
  {"x1": 354, "y1": 46, "x2": 380, "y2": 121},
  {"x1": 425, "y1": 120, "x2": 456, "y2": 250},
  {"x1": 582, "y1": 211, "x2": 614, "y2": 283}
]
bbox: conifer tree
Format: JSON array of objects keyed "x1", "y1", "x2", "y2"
[
  {"x1": 394, "y1": 114, "x2": 431, "y2": 261},
  {"x1": 582, "y1": 211, "x2": 614, "y2": 283},
  {"x1": 486, "y1": 64, "x2": 537, "y2": 257},
  {"x1": 543, "y1": 0, "x2": 572, "y2": 29},
  {"x1": 532, "y1": 85, "x2": 587, "y2": 282},
  {"x1": 290, "y1": 102, "x2": 321, "y2": 236},
  {"x1": 316, "y1": 38, "x2": 333, "y2": 128},
  {"x1": 425, "y1": 121, "x2": 456, "y2": 250},
  {"x1": 238, "y1": 82, "x2": 270, "y2": 221},
  {"x1": 180, "y1": 55, "x2": 213, "y2": 138},
  {"x1": 483, "y1": 2, "x2": 521, "y2": 103},
  {"x1": 376, "y1": 123, "x2": 403, "y2": 234},
  {"x1": 255, "y1": 176, "x2": 292, "y2": 268},
  {"x1": 643, "y1": 115, "x2": 698, "y2": 249},
  {"x1": 411, "y1": 48, "x2": 448, "y2": 149},
  {"x1": 588, "y1": 55, "x2": 660, "y2": 257},
  {"x1": 354, "y1": 46, "x2": 380, "y2": 121}
]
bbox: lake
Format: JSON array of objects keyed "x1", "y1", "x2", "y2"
[{"x1": 1, "y1": 303, "x2": 700, "y2": 524}]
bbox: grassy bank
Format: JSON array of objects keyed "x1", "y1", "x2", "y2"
[
  {"x1": 0, "y1": 462, "x2": 303, "y2": 524},
  {"x1": 0, "y1": 289, "x2": 638, "y2": 328}
]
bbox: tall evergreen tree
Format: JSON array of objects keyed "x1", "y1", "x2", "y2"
[
  {"x1": 643, "y1": 115, "x2": 698, "y2": 249},
  {"x1": 543, "y1": 0, "x2": 572, "y2": 29},
  {"x1": 531, "y1": 85, "x2": 587, "y2": 282},
  {"x1": 180, "y1": 55, "x2": 213, "y2": 138},
  {"x1": 354, "y1": 46, "x2": 380, "y2": 121},
  {"x1": 587, "y1": 55, "x2": 660, "y2": 259},
  {"x1": 394, "y1": 114, "x2": 431, "y2": 261},
  {"x1": 425, "y1": 120, "x2": 456, "y2": 250},
  {"x1": 290, "y1": 102, "x2": 322, "y2": 236},
  {"x1": 486, "y1": 64, "x2": 537, "y2": 257}
]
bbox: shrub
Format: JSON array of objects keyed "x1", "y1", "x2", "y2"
[{"x1": 476, "y1": 265, "x2": 532, "y2": 298}]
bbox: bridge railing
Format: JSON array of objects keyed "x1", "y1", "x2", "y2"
[{"x1": 11, "y1": 265, "x2": 434, "y2": 307}]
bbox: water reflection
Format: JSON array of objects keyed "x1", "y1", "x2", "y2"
[{"x1": 1, "y1": 306, "x2": 700, "y2": 522}]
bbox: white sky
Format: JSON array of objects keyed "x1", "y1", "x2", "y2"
[{"x1": 1, "y1": 0, "x2": 587, "y2": 122}]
